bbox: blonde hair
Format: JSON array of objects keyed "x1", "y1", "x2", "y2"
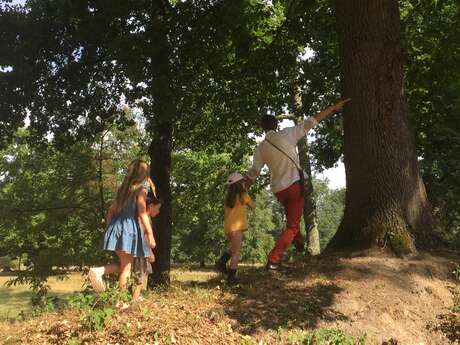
[{"x1": 112, "y1": 159, "x2": 157, "y2": 216}]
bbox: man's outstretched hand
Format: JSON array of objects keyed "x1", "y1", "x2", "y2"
[{"x1": 331, "y1": 98, "x2": 351, "y2": 113}]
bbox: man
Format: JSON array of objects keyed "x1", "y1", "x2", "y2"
[{"x1": 245, "y1": 99, "x2": 350, "y2": 270}]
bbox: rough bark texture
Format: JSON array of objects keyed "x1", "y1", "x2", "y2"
[
  {"x1": 147, "y1": 2, "x2": 175, "y2": 288},
  {"x1": 298, "y1": 137, "x2": 321, "y2": 255},
  {"x1": 292, "y1": 83, "x2": 321, "y2": 255},
  {"x1": 327, "y1": 0, "x2": 435, "y2": 255},
  {"x1": 148, "y1": 122, "x2": 173, "y2": 288},
  {"x1": 292, "y1": 83, "x2": 321, "y2": 256}
]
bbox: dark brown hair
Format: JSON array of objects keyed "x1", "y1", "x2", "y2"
[
  {"x1": 260, "y1": 115, "x2": 278, "y2": 131},
  {"x1": 225, "y1": 180, "x2": 246, "y2": 208}
]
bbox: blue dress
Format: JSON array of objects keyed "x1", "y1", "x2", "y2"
[{"x1": 103, "y1": 186, "x2": 150, "y2": 258}]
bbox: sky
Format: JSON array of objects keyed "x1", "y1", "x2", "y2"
[{"x1": 317, "y1": 162, "x2": 346, "y2": 189}]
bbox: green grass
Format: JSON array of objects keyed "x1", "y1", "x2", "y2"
[
  {"x1": 0, "y1": 267, "x2": 220, "y2": 319},
  {"x1": 0, "y1": 273, "x2": 86, "y2": 319}
]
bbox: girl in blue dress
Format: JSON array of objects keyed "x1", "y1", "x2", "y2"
[{"x1": 88, "y1": 159, "x2": 157, "y2": 294}]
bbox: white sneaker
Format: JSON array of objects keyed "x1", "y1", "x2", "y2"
[{"x1": 88, "y1": 267, "x2": 105, "y2": 293}]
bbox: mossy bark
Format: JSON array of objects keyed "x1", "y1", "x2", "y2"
[{"x1": 326, "y1": 0, "x2": 435, "y2": 255}]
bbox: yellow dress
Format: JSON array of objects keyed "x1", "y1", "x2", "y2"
[{"x1": 224, "y1": 192, "x2": 252, "y2": 234}]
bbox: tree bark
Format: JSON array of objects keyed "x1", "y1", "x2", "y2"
[
  {"x1": 292, "y1": 86, "x2": 321, "y2": 256},
  {"x1": 147, "y1": 2, "x2": 176, "y2": 288},
  {"x1": 148, "y1": 121, "x2": 173, "y2": 288},
  {"x1": 327, "y1": 0, "x2": 435, "y2": 255},
  {"x1": 298, "y1": 138, "x2": 321, "y2": 255}
]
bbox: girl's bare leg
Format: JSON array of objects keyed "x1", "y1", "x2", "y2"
[
  {"x1": 116, "y1": 251, "x2": 133, "y2": 290},
  {"x1": 103, "y1": 262, "x2": 119, "y2": 275},
  {"x1": 132, "y1": 283, "x2": 143, "y2": 301},
  {"x1": 229, "y1": 231, "x2": 243, "y2": 270}
]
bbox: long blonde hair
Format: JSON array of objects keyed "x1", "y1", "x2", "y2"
[{"x1": 112, "y1": 159, "x2": 156, "y2": 216}]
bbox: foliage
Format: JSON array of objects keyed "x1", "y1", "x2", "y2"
[
  {"x1": 243, "y1": 190, "x2": 277, "y2": 263},
  {"x1": 68, "y1": 287, "x2": 130, "y2": 331},
  {"x1": 453, "y1": 264, "x2": 460, "y2": 282},
  {"x1": 401, "y1": 0, "x2": 460, "y2": 242},
  {"x1": 298, "y1": 328, "x2": 368, "y2": 345},
  {"x1": 0, "y1": 129, "x2": 104, "y2": 287},
  {"x1": 0, "y1": 256, "x2": 16, "y2": 270},
  {"x1": 313, "y1": 178, "x2": 345, "y2": 250},
  {"x1": 0, "y1": 116, "x2": 144, "y2": 294},
  {"x1": 171, "y1": 150, "x2": 278, "y2": 264}
]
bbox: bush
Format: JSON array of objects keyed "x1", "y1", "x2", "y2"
[
  {"x1": 0, "y1": 256, "x2": 17, "y2": 271},
  {"x1": 68, "y1": 287, "x2": 131, "y2": 331}
]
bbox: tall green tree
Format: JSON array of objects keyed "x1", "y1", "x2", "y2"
[
  {"x1": 327, "y1": 0, "x2": 437, "y2": 255},
  {"x1": 0, "y1": 113, "x2": 145, "y2": 292},
  {"x1": 0, "y1": 0, "x2": 291, "y2": 285},
  {"x1": 402, "y1": 0, "x2": 460, "y2": 243}
]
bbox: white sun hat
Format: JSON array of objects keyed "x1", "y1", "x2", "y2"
[{"x1": 226, "y1": 172, "x2": 244, "y2": 185}]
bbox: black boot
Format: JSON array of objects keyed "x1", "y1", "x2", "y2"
[
  {"x1": 227, "y1": 268, "x2": 238, "y2": 285},
  {"x1": 215, "y1": 252, "x2": 231, "y2": 274}
]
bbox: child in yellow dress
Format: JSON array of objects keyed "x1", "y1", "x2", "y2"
[{"x1": 215, "y1": 173, "x2": 256, "y2": 284}]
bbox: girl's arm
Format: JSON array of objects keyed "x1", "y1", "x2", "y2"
[
  {"x1": 244, "y1": 193, "x2": 256, "y2": 209},
  {"x1": 247, "y1": 199, "x2": 256, "y2": 209},
  {"x1": 137, "y1": 189, "x2": 156, "y2": 248}
]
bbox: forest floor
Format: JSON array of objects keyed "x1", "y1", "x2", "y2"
[{"x1": 0, "y1": 250, "x2": 459, "y2": 345}]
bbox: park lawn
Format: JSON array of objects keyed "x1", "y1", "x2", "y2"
[
  {"x1": 0, "y1": 267, "x2": 219, "y2": 319},
  {"x1": 0, "y1": 255, "x2": 457, "y2": 344},
  {"x1": 0, "y1": 273, "x2": 86, "y2": 319}
]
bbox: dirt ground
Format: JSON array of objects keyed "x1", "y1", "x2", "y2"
[{"x1": 0, "y1": 251, "x2": 459, "y2": 345}]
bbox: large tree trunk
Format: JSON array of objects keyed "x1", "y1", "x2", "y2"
[
  {"x1": 147, "y1": 1, "x2": 175, "y2": 287},
  {"x1": 148, "y1": 121, "x2": 173, "y2": 288},
  {"x1": 327, "y1": 0, "x2": 435, "y2": 255}
]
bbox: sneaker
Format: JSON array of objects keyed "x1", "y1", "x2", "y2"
[
  {"x1": 215, "y1": 260, "x2": 228, "y2": 274},
  {"x1": 227, "y1": 275, "x2": 239, "y2": 285},
  {"x1": 266, "y1": 261, "x2": 280, "y2": 271},
  {"x1": 115, "y1": 301, "x2": 130, "y2": 311},
  {"x1": 227, "y1": 269, "x2": 239, "y2": 285},
  {"x1": 295, "y1": 243, "x2": 305, "y2": 254},
  {"x1": 88, "y1": 267, "x2": 105, "y2": 293}
]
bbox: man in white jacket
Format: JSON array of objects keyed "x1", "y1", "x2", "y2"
[{"x1": 245, "y1": 99, "x2": 350, "y2": 270}]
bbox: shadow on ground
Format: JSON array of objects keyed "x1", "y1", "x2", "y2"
[{"x1": 178, "y1": 264, "x2": 347, "y2": 335}]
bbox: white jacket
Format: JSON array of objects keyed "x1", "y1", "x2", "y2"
[{"x1": 247, "y1": 117, "x2": 318, "y2": 193}]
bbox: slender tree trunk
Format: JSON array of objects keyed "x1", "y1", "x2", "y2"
[
  {"x1": 97, "y1": 130, "x2": 107, "y2": 223},
  {"x1": 327, "y1": 0, "x2": 435, "y2": 255},
  {"x1": 298, "y1": 138, "x2": 321, "y2": 255},
  {"x1": 147, "y1": 2, "x2": 176, "y2": 288},
  {"x1": 292, "y1": 86, "x2": 321, "y2": 255}
]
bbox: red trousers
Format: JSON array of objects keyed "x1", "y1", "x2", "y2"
[{"x1": 268, "y1": 182, "x2": 304, "y2": 264}]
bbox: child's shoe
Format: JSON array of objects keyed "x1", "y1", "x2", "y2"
[
  {"x1": 215, "y1": 252, "x2": 231, "y2": 274},
  {"x1": 88, "y1": 267, "x2": 105, "y2": 293},
  {"x1": 227, "y1": 269, "x2": 239, "y2": 285}
]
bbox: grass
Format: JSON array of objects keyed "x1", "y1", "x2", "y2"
[
  {"x1": 0, "y1": 266, "x2": 220, "y2": 319},
  {"x1": 0, "y1": 273, "x2": 86, "y2": 319}
]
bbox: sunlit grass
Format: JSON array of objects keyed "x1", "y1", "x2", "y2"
[
  {"x1": 0, "y1": 266, "x2": 223, "y2": 319},
  {"x1": 0, "y1": 273, "x2": 86, "y2": 319}
]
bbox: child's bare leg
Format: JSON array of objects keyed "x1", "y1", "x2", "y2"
[
  {"x1": 229, "y1": 231, "x2": 243, "y2": 270},
  {"x1": 116, "y1": 251, "x2": 133, "y2": 290},
  {"x1": 103, "y1": 262, "x2": 120, "y2": 275},
  {"x1": 132, "y1": 283, "x2": 143, "y2": 301}
]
